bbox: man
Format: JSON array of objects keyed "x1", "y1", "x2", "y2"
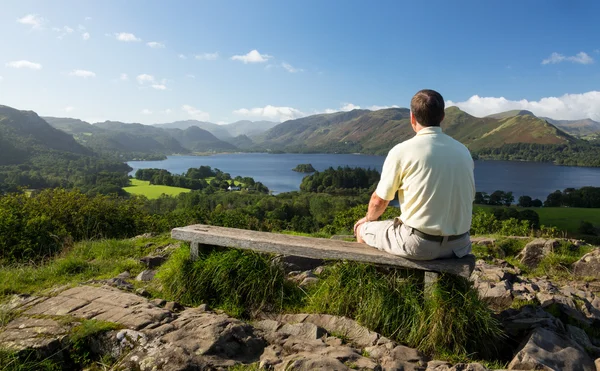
[{"x1": 354, "y1": 89, "x2": 474, "y2": 260}]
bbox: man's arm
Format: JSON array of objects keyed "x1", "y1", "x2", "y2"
[{"x1": 353, "y1": 191, "x2": 390, "y2": 236}]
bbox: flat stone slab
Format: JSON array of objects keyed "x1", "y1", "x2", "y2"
[
  {"x1": 24, "y1": 286, "x2": 172, "y2": 330},
  {"x1": 172, "y1": 224, "x2": 475, "y2": 278},
  {"x1": 0, "y1": 316, "x2": 70, "y2": 352}
]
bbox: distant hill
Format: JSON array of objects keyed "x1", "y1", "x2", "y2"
[
  {"x1": 227, "y1": 134, "x2": 255, "y2": 150},
  {"x1": 541, "y1": 117, "x2": 600, "y2": 136},
  {"x1": 43, "y1": 117, "x2": 104, "y2": 135},
  {"x1": 0, "y1": 105, "x2": 129, "y2": 189},
  {"x1": 165, "y1": 126, "x2": 237, "y2": 152},
  {"x1": 226, "y1": 120, "x2": 279, "y2": 137},
  {"x1": 154, "y1": 120, "x2": 232, "y2": 141},
  {"x1": 256, "y1": 106, "x2": 578, "y2": 156}
]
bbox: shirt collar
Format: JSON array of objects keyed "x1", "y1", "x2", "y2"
[{"x1": 415, "y1": 126, "x2": 443, "y2": 136}]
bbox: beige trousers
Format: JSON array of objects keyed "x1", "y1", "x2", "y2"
[{"x1": 359, "y1": 218, "x2": 471, "y2": 260}]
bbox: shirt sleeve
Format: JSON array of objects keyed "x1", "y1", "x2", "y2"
[{"x1": 375, "y1": 149, "x2": 402, "y2": 201}]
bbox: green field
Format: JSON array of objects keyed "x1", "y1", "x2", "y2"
[
  {"x1": 474, "y1": 205, "x2": 600, "y2": 234},
  {"x1": 123, "y1": 179, "x2": 191, "y2": 199}
]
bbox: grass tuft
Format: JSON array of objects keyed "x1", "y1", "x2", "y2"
[
  {"x1": 306, "y1": 262, "x2": 504, "y2": 359},
  {"x1": 156, "y1": 246, "x2": 303, "y2": 317}
]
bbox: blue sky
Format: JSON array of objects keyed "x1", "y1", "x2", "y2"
[{"x1": 1, "y1": 0, "x2": 599, "y2": 124}]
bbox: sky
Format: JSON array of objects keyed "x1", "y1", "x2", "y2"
[{"x1": 1, "y1": 0, "x2": 599, "y2": 124}]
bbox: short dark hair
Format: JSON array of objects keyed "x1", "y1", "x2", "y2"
[{"x1": 410, "y1": 89, "x2": 445, "y2": 127}]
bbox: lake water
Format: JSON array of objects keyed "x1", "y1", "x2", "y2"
[{"x1": 127, "y1": 153, "x2": 600, "y2": 201}]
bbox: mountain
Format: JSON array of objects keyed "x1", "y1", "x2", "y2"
[
  {"x1": 226, "y1": 120, "x2": 279, "y2": 137},
  {"x1": 0, "y1": 105, "x2": 130, "y2": 189},
  {"x1": 43, "y1": 117, "x2": 103, "y2": 134},
  {"x1": 541, "y1": 117, "x2": 600, "y2": 136},
  {"x1": 0, "y1": 106, "x2": 92, "y2": 166},
  {"x1": 257, "y1": 107, "x2": 577, "y2": 155},
  {"x1": 227, "y1": 134, "x2": 255, "y2": 150},
  {"x1": 154, "y1": 120, "x2": 232, "y2": 141},
  {"x1": 165, "y1": 126, "x2": 237, "y2": 152},
  {"x1": 94, "y1": 121, "x2": 188, "y2": 154}
]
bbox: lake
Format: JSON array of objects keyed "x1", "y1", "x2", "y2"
[{"x1": 127, "y1": 153, "x2": 600, "y2": 201}]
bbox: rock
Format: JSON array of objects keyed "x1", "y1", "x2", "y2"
[
  {"x1": 508, "y1": 327, "x2": 595, "y2": 371},
  {"x1": 103, "y1": 277, "x2": 134, "y2": 290},
  {"x1": 449, "y1": 364, "x2": 489, "y2": 371},
  {"x1": 273, "y1": 256, "x2": 324, "y2": 272},
  {"x1": 567, "y1": 325, "x2": 600, "y2": 357},
  {"x1": 516, "y1": 239, "x2": 558, "y2": 268},
  {"x1": 470, "y1": 237, "x2": 496, "y2": 246},
  {"x1": 150, "y1": 298, "x2": 166, "y2": 307},
  {"x1": 139, "y1": 255, "x2": 167, "y2": 269},
  {"x1": 278, "y1": 322, "x2": 327, "y2": 340},
  {"x1": 501, "y1": 306, "x2": 565, "y2": 337},
  {"x1": 135, "y1": 269, "x2": 156, "y2": 282},
  {"x1": 121, "y1": 308, "x2": 266, "y2": 370},
  {"x1": 0, "y1": 316, "x2": 71, "y2": 353},
  {"x1": 116, "y1": 271, "x2": 131, "y2": 279},
  {"x1": 428, "y1": 360, "x2": 452, "y2": 370},
  {"x1": 275, "y1": 355, "x2": 350, "y2": 371},
  {"x1": 300, "y1": 277, "x2": 320, "y2": 287},
  {"x1": 573, "y1": 250, "x2": 600, "y2": 279},
  {"x1": 164, "y1": 301, "x2": 184, "y2": 312},
  {"x1": 24, "y1": 286, "x2": 172, "y2": 330},
  {"x1": 476, "y1": 281, "x2": 513, "y2": 308},
  {"x1": 136, "y1": 288, "x2": 150, "y2": 297},
  {"x1": 133, "y1": 232, "x2": 154, "y2": 239},
  {"x1": 278, "y1": 313, "x2": 383, "y2": 348},
  {"x1": 313, "y1": 266, "x2": 326, "y2": 275}
]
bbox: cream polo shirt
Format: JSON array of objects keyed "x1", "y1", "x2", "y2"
[{"x1": 375, "y1": 126, "x2": 475, "y2": 236}]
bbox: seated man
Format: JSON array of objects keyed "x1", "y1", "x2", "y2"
[{"x1": 354, "y1": 89, "x2": 474, "y2": 260}]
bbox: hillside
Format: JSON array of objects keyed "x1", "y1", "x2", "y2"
[
  {"x1": 165, "y1": 126, "x2": 237, "y2": 152},
  {"x1": 154, "y1": 120, "x2": 232, "y2": 141},
  {"x1": 43, "y1": 116, "x2": 104, "y2": 134},
  {"x1": 542, "y1": 117, "x2": 600, "y2": 136},
  {"x1": 257, "y1": 107, "x2": 578, "y2": 155},
  {"x1": 0, "y1": 105, "x2": 129, "y2": 189},
  {"x1": 227, "y1": 120, "x2": 279, "y2": 137}
]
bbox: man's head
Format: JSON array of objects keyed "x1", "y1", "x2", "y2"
[{"x1": 410, "y1": 89, "x2": 445, "y2": 129}]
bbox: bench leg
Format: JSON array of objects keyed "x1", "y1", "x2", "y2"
[{"x1": 424, "y1": 271, "x2": 439, "y2": 296}]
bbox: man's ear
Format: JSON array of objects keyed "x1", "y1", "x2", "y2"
[{"x1": 410, "y1": 111, "x2": 416, "y2": 125}]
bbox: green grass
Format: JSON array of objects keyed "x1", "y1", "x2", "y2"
[
  {"x1": 0, "y1": 235, "x2": 174, "y2": 299},
  {"x1": 473, "y1": 205, "x2": 600, "y2": 236},
  {"x1": 123, "y1": 179, "x2": 191, "y2": 199}
]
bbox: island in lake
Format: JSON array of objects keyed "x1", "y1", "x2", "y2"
[{"x1": 292, "y1": 163, "x2": 316, "y2": 173}]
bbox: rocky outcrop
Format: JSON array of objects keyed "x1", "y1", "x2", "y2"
[
  {"x1": 508, "y1": 327, "x2": 596, "y2": 371},
  {"x1": 573, "y1": 249, "x2": 600, "y2": 278},
  {"x1": 516, "y1": 238, "x2": 559, "y2": 268}
]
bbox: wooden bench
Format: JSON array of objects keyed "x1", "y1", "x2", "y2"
[{"x1": 171, "y1": 224, "x2": 476, "y2": 290}]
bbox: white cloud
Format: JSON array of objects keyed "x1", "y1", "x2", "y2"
[
  {"x1": 0, "y1": 76, "x2": 3, "y2": 82},
  {"x1": 151, "y1": 84, "x2": 167, "y2": 90},
  {"x1": 64, "y1": 26, "x2": 74, "y2": 33},
  {"x1": 141, "y1": 109, "x2": 153, "y2": 115},
  {"x1": 178, "y1": 54, "x2": 187, "y2": 59},
  {"x1": 115, "y1": 32, "x2": 141, "y2": 42},
  {"x1": 120, "y1": 73, "x2": 128, "y2": 81},
  {"x1": 281, "y1": 62, "x2": 303, "y2": 73},
  {"x1": 182, "y1": 105, "x2": 210, "y2": 120},
  {"x1": 195, "y1": 52, "x2": 219, "y2": 60},
  {"x1": 17, "y1": 14, "x2": 46, "y2": 29},
  {"x1": 147, "y1": 41, "x2": 165, "y2": 48},
  {"x1": 82, "y1": 32, "x2": 90, "y2": 41},
  {"x1": 185, "y1": 74, "x2": 196, "y2": 79},
  {"x1": 52, "y1": 27, "x2": 61, "y2": 32},
  {"x1": 5, "y1": 60, "x2": 42, "y2": 70},
  {"x1": 78, "y1": 24, "x2": 86, "y2": 31},
  {"x1": 85, "y1": 16, "x2": 92, "y2": 21},
  {"x1": 69, "y1": 69, "x2": 96, "y2": 78},
  {"x1": 233, "y1": 105, "x2": 304, "y2": 122},
  {"x1": 368, "y1": 105, "x2": 400, "y2": 110},
  {"x1": 231, "y1": 49, "x2": 272, "y2": 64},
  {"x1": 160, "y1": 109, "x2": 172, "y2": 114},
  {"x1": 323, "y1": 103, "x2": 362, "y2": 114},
  {"x1": 542, "y1": 52, "x2": 594, "y2": 65},
  {"x1": 64, "y1": 106, "x2": 75, "y2": 113},
  {"x1": 446, "y1": 91, "x2": 600, "y2": 121},
  {"x1": 136, "y1": 74, "x2": 155, "y2": 84}
]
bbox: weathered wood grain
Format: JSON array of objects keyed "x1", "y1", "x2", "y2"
[{"x1": 172, "y1": 224, "x2": 475, "y2": 278}]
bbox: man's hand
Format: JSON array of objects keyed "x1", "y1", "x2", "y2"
[{"x1": 354, "y1": 216, "x2": 368, "y2": 237}]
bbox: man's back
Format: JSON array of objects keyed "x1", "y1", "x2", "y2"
[{"x1": 377, "y1": 126, "x2": 475, "y2": 236}]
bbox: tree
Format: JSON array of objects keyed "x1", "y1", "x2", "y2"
[
  {"x1": 502, "y1": 191, "x2": 514, "y2": 207},
  {"x1": 488, "y1": 190, "x2": 505, "y2": 206},
  {"x1": 517, "y1": 195, "x2": 533, "y2": 207},
  {"x1": 531, "y1": 199, "x2": 543, "y2": 208}
]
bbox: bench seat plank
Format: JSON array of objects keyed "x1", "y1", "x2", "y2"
[{"x1": 171, "y1": 224, "x2": 475, "y2": 278}]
